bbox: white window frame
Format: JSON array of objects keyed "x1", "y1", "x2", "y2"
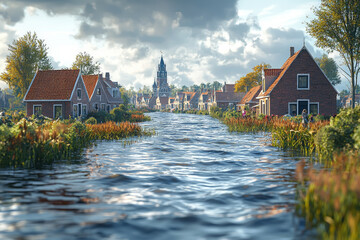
[
  {"x1": 53, "y1": 104, "x2": 63, "y2": 119},
  {"x1": 309, "y1": 102, "x2": 319, "y2": 115},
  {"x1": 73, "y1": 104, "x2": 82, "y2": 117},
  {"x1": 77, "y1": 88, "x2": 82, "y2": 100},
  {"x1": 288, "y1": 102, "x2": 297, "y2": 116},
  {"x1": 33, "y1": 104, "x2": 42, "y2": 115},
  {"x1": 297, "y1": 73, "x2": 310, "y2": 90},
  {"x1": 82, "y1": 105, "x2": 87, "y2": 116},
  {"x1": 297, "y1": 99, "x2": 309, "y2": 115}
]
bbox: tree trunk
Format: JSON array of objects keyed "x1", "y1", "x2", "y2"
[{"x1": 351, "y1": 58, "x2": 355, "y2": 109}]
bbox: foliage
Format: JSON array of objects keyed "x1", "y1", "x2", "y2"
[
  {"x1": 296, "y1": 152, "x2": 360, "y2": 240},
  {"x1": 315, "y1": 54, "x2": 341, "y2": 85},
  {"x1": 307, "y1": 0, "x2": 360, "y2": 108},
  {"x1": 71, "y1": 51, "x2": 100, "y2": 75},
  {"x1": 0, "y1": 32, "x2": 53, "y2": 99},
  {"x1": 315, "y1": 106, "x2": 360, "y2": 159},
  {"x1": 85, "y1": 105, "x2": 150, "y2": 123},
  {"x1": 235, "y1": 63, "x2": 271, "y2": 92},
  {"x1": 84, "y1": 117, "x2": 97, "y2": 125}
]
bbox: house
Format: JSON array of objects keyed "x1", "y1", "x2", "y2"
[
  {"x1": 156, "y1": 96, "x2": 169, "y2": 110},
  {"x1": 183, "y1": 92, "x2": 199, "y2": 110},
  {"x1": 82, "y1": 72, "x2": 123, "y2": 113},
  {"x1": 237, "y1": 85, "x2": 262, "y2": 112},
  {"x1": 24, "y1": 69, "x2": 89, "y2": 119},
  {"x1": 168, "y1": 97, "x2": 175, "y2": 110},
  {"x1": 211, "y1": 83, "x2": 245, "y2": 110},
  {"x1": 173, "y1": 92, "x2": 185, "y2": 110},
  {"x1": 198, "y1": 92, "x2": 210, "y2": 110},
  {"x1": 345, "y1": 94, "x2": 360, "y2": 108},
  {"x1": 257, "y1": 46, "x2": 338, "y2": 116}
]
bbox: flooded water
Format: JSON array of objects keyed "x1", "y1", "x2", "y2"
[{"x1": 0, "y1": 112, "x2": 312, "y2": 239}]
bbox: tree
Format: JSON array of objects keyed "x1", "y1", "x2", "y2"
[
  {"x1": 315, "y1": 54, "x2": 341, "y2": 85},
  {"x1": 72, "y1": 51, "x2": 100, "y2": 75},
  {"x1": 235, "y1": 63, "x2": 270, "y2": 92},
  {"x1": 307, "y1": 0, "x2": 360, "y2": 108},
  {"x1": 0, "y1": 32, "x2": 53, "y2": 99}
]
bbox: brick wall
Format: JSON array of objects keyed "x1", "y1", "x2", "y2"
[
  {"x1": 270, "y1": 49, "x2": 337, "y2": 116},
  {"x1": 26, "y1": 101, "x2": 71, "y2": 118}
]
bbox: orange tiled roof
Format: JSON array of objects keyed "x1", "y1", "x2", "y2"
[
  {"x1": 24, "y1": 69, "x2": 80, "y2": 100},
  {"x1": 240, "y1": 85, "x2": 262, "y2": 104},
  {"x1": 264, "y1": 69, "x2": 282, "y2": 76},
  {"x1": 258, "y1": 49, "x2": 301, "y2": 97},
  {"x1": 82, "y1": 75, "x2": 98, "y2": 99}
]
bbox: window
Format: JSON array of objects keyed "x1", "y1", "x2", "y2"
[
  {"x1": 82, "y1": 105, "x2": 87, "y2": 115},
  {"x1": 289, "y1": 103, "x2": 297, "y2": 116},
  {"x1": 297, "y1": 74, "x2": 309, "y2": 90},
  {"x1": 97, "y1": 88, "x2": 101, "y2": 95},
  {"x1": 310, "y1": 103, "x2": 319, "y2": 115},
  {"x1": 77, "y1": 89, "x2": 81, "y2": 99},
  {"x1": 112, "y1": 89, "x2": 117, "y2": 97},
  {"x1": 34, "y1": 105, "x2": 42, "y2": 115},
  {"x1": 54, "y1": 105, "x2": 62, "y2": 119},
  {"x1": 73, "y1": 104, "x2": 78, "y2": 118},
  {"x1": 94, "y1": 103, "x2": 99, "y2": 112},
  {"x1": 101, "y1": 103, "x2": 105, "y2": 111},
  {"x1": 107, "y1": 105, "x2": 110, "y2": 113}
]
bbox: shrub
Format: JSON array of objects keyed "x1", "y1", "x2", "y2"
[{"x1": 85, "y1": 117, "x2": 97, "y2": 125}]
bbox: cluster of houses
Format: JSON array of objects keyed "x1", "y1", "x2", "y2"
[
  {"x1": 134, "y1": 46, "x2": 338, "y2": 116},
  {"x1": 23, "y1": 70, "x2": 123, "y2": 119},
  {"x1": 22, "y1": 46, "x2": 339, "y2": 119}
]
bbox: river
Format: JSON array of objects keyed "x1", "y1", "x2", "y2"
[{"x1": 0, "y1": 112, "x2": 313, "y2": 239}]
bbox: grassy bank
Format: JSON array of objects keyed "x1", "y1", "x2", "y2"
[
  {"x1": 211, "y1": 106, "x2": 360, "y2": 239},
  {"x1": 0, "y1": 110, "x2": 152, "y2": 169}
]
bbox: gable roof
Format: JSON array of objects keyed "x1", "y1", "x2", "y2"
[
  {"x1": 240, "y1": 85, "x2": 262, "y2": 104},
  {"x1": 258, "y1": 49, "x2": 301, "y2": 98},
  {"x1": 223, "y1": 83, "x2": 235, "y2": 92},
  {"x1": 82, "y1": 74, "x2": 99, "y2": 99},
  {"x1": 24, "y1": 69, "x2": 80, "y2": 101}
]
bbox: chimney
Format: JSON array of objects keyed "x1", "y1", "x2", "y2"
[
  {"x1": 105, "y1": 72, "x2": 110, "y2": 80},
  {"x1": 99, "y1": 74, "x2": 103, "y2": 80},
  {"x1": 290, "y1": 47, "x2": 294, "y2": 57}
]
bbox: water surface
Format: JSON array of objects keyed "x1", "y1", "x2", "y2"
[{"x1": 0, "y1": 112, "x2": 311, "y2": 239}]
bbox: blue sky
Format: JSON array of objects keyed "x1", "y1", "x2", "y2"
[{"x1": 0, "y1": 0, "x2": 348, "y2": 91}]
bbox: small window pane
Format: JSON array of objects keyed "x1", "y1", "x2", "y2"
[
  {"x1": 77, "y1": 89, "x2": 81, "y2": 99},
  {"x1": 290, "y1": 104, "x2": 297, "y2": 116},
  {"x1": 73, "y1": 105, "x2": 78, "y2": 117},
  {"x1": 310, "y1": 104, "x2": 319, "y2": 115},
  {"x1": 82, "y1": 105, "x2": 87, "y2": 115},
  {"x1": 54, "y1": 106, "x2": 62, "y2": 119},
  {"x1": 97, "y1": 88, "x2": 101, "y2": 95},
  {"x1": 34, "y1": 106, "x2": 42, "y2": 115},
  {"x1": 101, "y1": 104, "x2": 105, "y2": 111},
  {"x1": 298, "y1": 75, "x2": 309, "y2": 89}
]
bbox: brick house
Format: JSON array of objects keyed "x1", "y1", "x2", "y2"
[
  {"x1": 237, "y1": 85, "x2": 262, "y2": 112},
  {"x1": 198, "y1": 92, "x2": 210, "y2": 110},
  {"x1": 156, "y1": 96, "x2": 169, "y2": 110},
  {"x1": 212, "y1": 83, "x2": 245, "y2": 110},
  {"x1": 257, "y1": 47, "x2": 338, "y2": 116},
  {"x1": 24, "y1": 69, "x2": 89, "y2": 119},
  {"x1": 183, "y1": 92, "x2": 199, "y2": 110}
]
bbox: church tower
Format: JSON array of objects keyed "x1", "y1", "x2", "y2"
[{"x1": 154, "y1": 55, "x2": 170, "y2": 97}]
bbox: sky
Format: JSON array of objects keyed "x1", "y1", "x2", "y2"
[{"x1": 0, "y1": 0, "x2": 348, "y2": 91}]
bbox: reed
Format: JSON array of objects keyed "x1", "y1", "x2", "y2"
[{"x1": 296, "y1": 152, "x2": 360, "y2": 239}]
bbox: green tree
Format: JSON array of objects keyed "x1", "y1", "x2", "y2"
[
  {"x1": 211, "y1": 81, "x2": 222, "y2": 91},
  {"x1": 72, "y1": 51, "x2": 100, "y2": 75},
  {"x1": 307, "y1": 0, "x2": 360, "y2": 108},
  {"x1": 315, "y1": 54, "x2": 341, "y2": 85},
  {"x1": 0, "y1": 32, "x2": 53, "y2": 99},
  {"x1": 235, "y1": 63, "x2": 270, "y2": 92}
]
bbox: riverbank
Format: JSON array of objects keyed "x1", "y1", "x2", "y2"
[
  {"x1": 0, "y1": 108, "x2": 153, "y2": 168},
  {"x1": 209, "y1": 106, "x2": 360, "y2": 239}
]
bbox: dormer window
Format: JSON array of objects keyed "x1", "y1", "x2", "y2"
[
  {"x1": 112, "y1": 89, "x2": 117, "y2": 97},
  {"x1": 297, "y1": 74, "x2": 310, "y2": 90},
  {"x1": 97, "y1": 88, "x2": 101, "y2": 95},
  {"x1": 77, "y1": 89, "x2": 81, "y2": 99}
]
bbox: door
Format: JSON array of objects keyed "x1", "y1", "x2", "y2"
[{"x1": 298, "y1": 100, "x2": 308, "y2": 115}]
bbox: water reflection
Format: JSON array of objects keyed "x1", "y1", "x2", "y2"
[{"x1": 0, "y1": 112, "x2": 315, "y2": 239}]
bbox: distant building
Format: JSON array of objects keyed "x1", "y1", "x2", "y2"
[{"x1": 152, "y1": 56, "x2": 170, "y2": 98}]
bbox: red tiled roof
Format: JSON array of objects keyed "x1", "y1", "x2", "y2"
[
  {"x1": 82, "y1": 75, "x2": 98, "y2": 99},
  {"x1": 24, "y1": 69, "x2": 80, "y2": 100},
  {"x1": 264, "y1": 69, "x2": 282, "y2": 76},
  {"x1": 223, "y1": 84, "x2": 235, "y2": 92},
  {"x1": 258, "y1": 49, "x2": 301, "y2": 98},
  {"x1": 240, "y1": 85, "x2": 262, "y2": 104}
]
